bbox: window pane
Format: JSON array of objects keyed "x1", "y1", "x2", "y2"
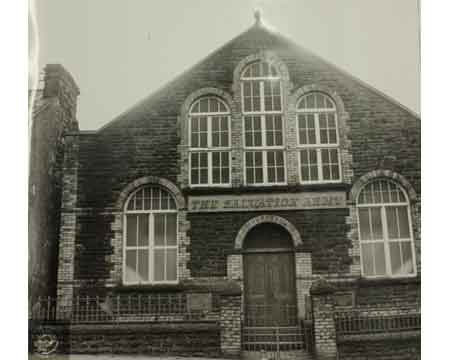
[
  {"x1": 212, "y1": 133, "x2": 219, "y2": 147},
  {"x1": 212, "y1": 168, "x2": 220, "y2": 183},
  {"x1": 358, "y1": 209, "x2": 371, "y2": 241},
  {"x1": 126, "y1": 215, "x2": 137, "y2": 246},
  {"x1": 154, "y1": 214, "x2": 165, "y2": 246},
  {"x1": 222, "y1": 168, "x2": 230, "y2": 184},
  {"x1": 371, "y1": 208, "x2": 383, "y2": 239},
  {"x1": 125, "y1": 250, "x2": 138, "y2": 283},
  {"x1": 373, "y1": 243, "x2": 386, "y2": 276},
  {"x1": 398, "y1": 207, "x2": 411, "y2": 238},
  {"x1": 191, "y1": 169, "x2": 199, "y2": 185},
  {"x1": 401, "y1": 242, "x2": 414, "y2": 274},
  {"x1": 210, "y1": 98, "x2": 218, "y2": 112},
  {"x1": 390, "y1": 242, "x2": 402, "y2": 275},
  {"x1": 200, "y1": 169, "x2": 208, "y2": 184},
  {"x1": 138, "y1": 214, "x2": 149, "y2": 246},
  {"x1": 361, "y1": 244, "x2": 374, "y2": 276},
  {"x1": 386, "y1": 207, "x2": 399, "y2": 239},
  {"x1": 267, "y1": 151, "x2": 275, "y2": 166},
  {"x1": 166, "y1": 214, "x2": 177, "y2": 246},
  {"x1": 151, "y1": 188, "x2": 161, "y2": 210},
  {"x1": 138, "y1": 250, "x2": 149, "y2": 282},
  {"x1": 255, "y1": 168, "x2": 263, "y2": 183},
  {"x1": 154, "y1": 249, "x2": 165, "y2": 281},
  {"x1": 166, "y1": 249, "x2": 177, "y2": 281},
  {"x1": 268, "y1": 167, "x2": 275, "y2": 183}
]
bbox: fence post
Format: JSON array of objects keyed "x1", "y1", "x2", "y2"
[
  {"x1": 219, "y1": 291, "x2": 242, "y2": 357},
  {"x1": 310, "y1": 279, "x2": 337, "y2": 360}
]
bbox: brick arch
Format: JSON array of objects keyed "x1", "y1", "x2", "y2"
[
  {"x1": 232, "y1": 51, "x2": 291, "y2": 92},
  {"x1": 234, "y1": 215, "x2": 302, "y2": 250},
  {"x1": 291, "y1": 84, "x2": 347, "y2": 116},
  {"x1": 349, "y1": 169, "x2": 418, "y2": 204},
  {"x1": 180, "y1": 87, "x2": 235, "y2": 118},
  {"x1": 115, "y1": 176, "x2": 186, "y2": 210}
]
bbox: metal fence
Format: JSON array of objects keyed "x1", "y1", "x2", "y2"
[
  {"x1": 30, "y1": 294, "x2": 219, "y2": 323},
  {"x1": 242, "y1": 304, "x2": 307, "y2": 355},
  {"x1": 334, "y1": 312, "x2": 421, "y2": 335}
]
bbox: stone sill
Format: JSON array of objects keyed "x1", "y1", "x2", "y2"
[
  {"x1": 184, "y1": 183, "x2": 350, "y2": 196},
  {"x1": 113, "y1": 279, "x2": 241, "y2": 296},
  {"x1": 337, "y1": 329, "x2": 420, "y2": 343},
  {"x1": 355, "y1": 276, "x2": 420, "y2": 288}
]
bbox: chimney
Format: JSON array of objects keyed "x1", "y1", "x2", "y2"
[{"x1": 43, "y1": 64, "x2": 80, "y2": 131}]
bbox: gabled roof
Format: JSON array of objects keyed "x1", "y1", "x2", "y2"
[{"x1": 99, "y1": 18, "x2": 418, "y2": 132}]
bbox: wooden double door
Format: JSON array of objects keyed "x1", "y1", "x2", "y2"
[{"x1": 244, "y1": 251, "x2": 297, "y2": 327}]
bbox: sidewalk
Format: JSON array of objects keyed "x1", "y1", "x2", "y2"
[{"x1": 29, "y1": 355, "x2": 229, "y2": 360}]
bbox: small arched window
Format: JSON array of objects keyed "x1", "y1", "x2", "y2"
[
  {"x1": 241, "y1": 60, "x2": 285, "y2": 185},
  {"x1": 296, "y1": 92, "x2": 340, "y2": 183},
  {"x1": 124, "y1": 186, "x2": 178, "y2": 284},
  {"x1": 357, "y1": 179, "x2": 416, "y2": 278},
  {"x1": 189, "y1": 96, "x2": 231, "y2": 186}
]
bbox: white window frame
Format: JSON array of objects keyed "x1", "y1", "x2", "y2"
[
  {"x1": 242, "y1": 114, "x2": 287, "y2": 186},
  {"x1": 296, "y1": 94, "x2": 342, "y2": 184},
  {"x1": 188, "y1": 97, "x2": 232, "y2": 187},
  {"x1": 240, "y1": 75, "x2": 283, "y2": 115},
  {"x1": 240, "y1": 61, "x2": 286, "y2": 186},
  {"x1": 356, "y1": 181, "x2": 417, "y2": 279},
  {"x1": 122, "y1": 187, "x2": 178, "y2": 285}
]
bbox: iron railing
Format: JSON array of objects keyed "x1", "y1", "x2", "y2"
[
  {"x1": 334, "y1": 312, "x2": 421, "y2": 335},
  {"x1": 242, "y1": 326, "x2": 304, "y2": 352},
  {"x1": 30, "y1": 294, "x2": 219, "y2": 323},
  {"x1": 244, "y1": 304, "x2": 298, "y2": 327}
]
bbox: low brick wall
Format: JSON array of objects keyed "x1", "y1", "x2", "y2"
[
  {"x1": 30, "y1": 322, "x2": 221, "y2": 357},
  {"x1": 338, "y1": 338, "x2": 420, "y2": 360}
]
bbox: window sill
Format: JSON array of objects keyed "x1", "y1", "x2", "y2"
[
  {"x1": 184, "y1": 183, "x2": 350, "y2": 195},
  {"x1": 355, "y1": 275, "x2": 420, "y2": 288},
  {"x1": 114, "y1": 283, "x2": 184, "y2": 293}
]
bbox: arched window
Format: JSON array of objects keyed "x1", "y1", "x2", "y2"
[
  {"x1": 296, "y1": 92, "x2": 341, "y2": 183},
  {"x1": 124, "y1": 186, "x2": 178, "y2": 284},
  {"x1": 241, "y1": 60, "x2": 285, "y2": 185},
  {"x1": 357, "y1": 179, "x2": 416, "y2": 278},
  {"x1": 189, "y1": 96, "x2": 231, "y2": 186}
]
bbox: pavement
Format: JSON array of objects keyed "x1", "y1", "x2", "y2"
[{"x1": 29, "y1": 356, "x2": 229, "y2": 360}]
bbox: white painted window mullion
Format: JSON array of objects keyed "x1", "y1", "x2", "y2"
[
  {"x1": 381, "y1": 206, "x2": 392, "y2": 276},
  {"x1": 149, "y1": 213, "x2": 154, "y2": 283}
]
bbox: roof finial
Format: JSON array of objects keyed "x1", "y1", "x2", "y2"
[{"x1": 254, "y1": 9, "x2": 262, "y2": 26}]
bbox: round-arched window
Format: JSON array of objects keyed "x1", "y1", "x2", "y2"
[
  {"x1": 356, "y1": 179, "x2": 416, "y2": 278},
  {"x1": 123, "y1": 186, "x2": 177, "y2": 284},
  {"x1": 296, "y1": 92, "x2": 340, "y2": 183},
  {"x1": 189, "y1": 96, "x2": 231, "y2": 186},
  {"x1": 241, "y1": 60, "x2": 285, "y2": 185}
]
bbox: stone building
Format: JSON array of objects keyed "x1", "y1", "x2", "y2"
[{"x1": 31, "y1": 14, "x2": 420, "y2": 360}]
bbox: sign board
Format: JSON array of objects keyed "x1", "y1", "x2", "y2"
[
  {"x1": 188, "y1": 191, "x2": 347, "y2": 213},
  {"x1": 186, "y1": 293, "x2": 213, "y2": 312}
]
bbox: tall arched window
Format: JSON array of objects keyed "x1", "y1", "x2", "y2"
[
  {"x1": 241, "y1": 60, "x2": 285, "y2": 185},
  {"x1": 357, "y1": 179, "x2": 416, "y2": 278},
  {"x1": 124, "y1": 186, "x2": 178, "y2": 284},
  {"x1": 189, "y1": 96, "x2": 231, "y2": 186},
  {"x1": 296, "y1": 92, "x2": 341, "y2": 183}
]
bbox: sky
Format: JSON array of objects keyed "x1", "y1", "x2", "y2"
[{"x1": 30, "y1": 0, "x2": 420, "y2": 130}]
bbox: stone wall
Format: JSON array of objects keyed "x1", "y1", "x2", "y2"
[
  {"x1": 30, "y1": 322, "x2": 221, "y2": 357},
  {"x1": 338, "y1": 338, "x2": 420, "y2": 360}
]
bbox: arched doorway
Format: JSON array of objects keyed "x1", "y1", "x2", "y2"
[{"x1": 243, "y1": 223, "x2": 298, "y2": 327}]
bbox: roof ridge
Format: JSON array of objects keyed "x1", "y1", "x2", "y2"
[{"x1": 99, "y1": 24, "x2": 259, "y2": 132}]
